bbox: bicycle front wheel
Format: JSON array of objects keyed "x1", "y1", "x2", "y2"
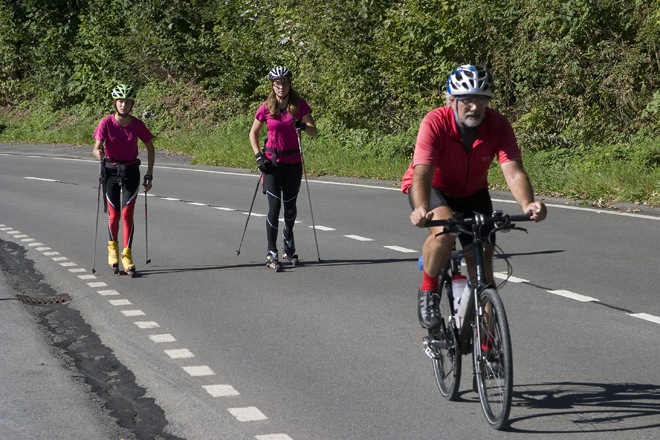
[
  {"x1": 473, "y1": 288, "x2": 513, "y2": 430},
  {"x1": 431, "y1": 278, "x2": 461, "y2": 401}
]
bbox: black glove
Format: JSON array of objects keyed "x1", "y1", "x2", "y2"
[
  {"x1": 294, "y1": 119, "x2": 307, "y2": 132},
  {"x1": 255, "y1": 152, "x2": 271, "y2": 172},
  {"x1": 142, "y1": 174, "x2": 153, "y2": 186}
]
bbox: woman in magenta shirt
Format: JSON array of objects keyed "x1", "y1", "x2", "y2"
[
  {"x1": 249, "y1": 66, "x2": 318, "y2": 268},
  {"x1": 92, "y1": 84, "x2": 155, "y2": 276}
]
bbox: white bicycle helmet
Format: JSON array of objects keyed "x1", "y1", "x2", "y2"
[
  {"x1": 446, "y1": 65, "x2": 494, "y2": 97},
  {"x1": 111, "y1": 83, "x2": 137, "y2": 100},
  {"x1": 268, "y1": 66, "x2": 292, "y2": 82}
]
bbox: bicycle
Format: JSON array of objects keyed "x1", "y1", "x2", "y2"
[{"x1": 421, "y1": 210, "x2": 533, "y2": 430}]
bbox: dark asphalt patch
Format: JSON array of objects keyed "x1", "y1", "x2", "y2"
[{"x1": 0, "y1": 239, "x2": 186, "y2": 440}]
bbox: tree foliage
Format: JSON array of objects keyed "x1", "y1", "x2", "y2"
[{"x1": 1, "y1": 0, "x2": 660, "y2": 156}]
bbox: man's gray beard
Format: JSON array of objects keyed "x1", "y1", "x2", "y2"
[{"x1": 462, "y1": 115, "x2": 483, "y2": 128}]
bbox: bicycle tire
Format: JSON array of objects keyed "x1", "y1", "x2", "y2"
[
  {"x1": 431, "y1": 277, "x2": 461, "y2": 401},
  {"x1": 473, "y1": 288, "x2": 513, "y2": 430}
]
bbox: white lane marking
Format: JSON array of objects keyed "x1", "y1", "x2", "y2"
[
  {"x1": 149, "y1": 334, "x2": 176, "y2": 343},
  {"x1": 24, "y1": 177, "x2": 58, "y2": 182},
  {"x1": 629, "y1": 313, "x2": 660, "y2": 324},
  {"x1": 243, "y1": 212, "x2": 266, "y2": 217},
  {"x1": 21, "y1": 238, "x2": 35, "y2": 242},
  {"x1": 121, "y1": 309, "x2": 146, "y2": 317},
  {"x1": 189, "y1": 202, "x2": 206, "y2": 206},
  {"x1": 182, "y1": 365, "x2": 215, "y2": 376},
  {"x1": 98, "y1": 289, "x2": 120, "y2": 296},
  {"x1": 492, "y1": 198, "x2": 659, "y2": 221},
  {"x1": 43, "y1": 251, "x2": 60, "y2": 256},
  {"x1": 109, "y1": 299, "x2": 132, "y2": 306},
  {"x1": 345, "y1": 235, "x2": 373, "y2": 241},
  {"x1": 35, "y1": 247, "x2": 51, "y2": 251},
  {"x1": 135, "y1": 321, "x2": 160, "y2": 329},
  {"x1": 494, "y1": 272, "x2": 529, "y2": 283},
  {"x1": 78, "y1": 274, "x2": 97, "y2": 280},
  {"x1": 255, "y1": 435, "x2": 294, "y2": 440},
  {"x1": 203, "y1": 384, "x2": 240, "y2": 397},
  {"x1": 311, "y1": 225, "x2": 335, "y2": 231},
  {"x1": 87, "y1": 282, "x2": 107, "y2": 288},
  {"x1": 228, "y1": 406, "x2": 268, "y2": 422},
  {"x1": 547, "y1": 290, "x2": 599, "y2": 302},
  {"x1": 7, "y1": 230, "x2": 21, "y2": 235},
  {"x1": 213, "y1": 207, "x2": 236, "y2": 211},
  {"x1": 162, "y1": 197, "x2": 180, "y2": 201},
  {"x1": 60, "y1": 262, "x2": 77, "y2": 267},
  {"x1": 165, "y1": 349, "x2": 194, "y2": 359},
  {"x1": 384, "y1": 245, "x2": 417, "y2": 253},
  {"x1": 52, "y1": 256, "x2": 68, "y2": 261},
  {"x1": 27, "y1": 242, "x2": 44, "y2": 246},
  {"x1": 69, "y1": 268, "x2": 86, "y2": 273},
  {"x1": 14, "y1": 234, "x2": 28, "y2": 238}
]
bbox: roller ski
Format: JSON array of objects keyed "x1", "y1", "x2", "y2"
[
  {"x1": 108, "y1": 241, "x2": 120, "y2": 274},
  {"x1": 282, "y1": 230, "x2": 300, "y2": 266},
  {"x1": 266, "y1": 250, "x2": 283, "y2": 272},
  {"x1": 121, "y1": 247, "x2": 137, "y2": 277}
]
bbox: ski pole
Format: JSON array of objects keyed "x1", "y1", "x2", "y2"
[
  {"x1": 91, "y1": 161, "x2": 102, "y2": 274},
  {"x1": 236, "y1": 173, "x2": 262, "y2": 256},
  {"x1": 144, "y1": 179, "x2": 151, "y2": 264},
  {"x1": 297, "y1": 132, "x2": 321, "y2": 263}
]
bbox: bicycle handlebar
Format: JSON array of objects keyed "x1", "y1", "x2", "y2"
[{"x1": 423, "y1": 211, "x2": 532, "y2": 228}]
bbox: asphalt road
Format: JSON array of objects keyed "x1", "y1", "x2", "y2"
[{"x1": 1, "y1": 143, "x2": 659, "y2": 440}]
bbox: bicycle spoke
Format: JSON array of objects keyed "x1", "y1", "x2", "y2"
[{"x1": 474, "y1": 288, "x2": 512, "y2": 430}]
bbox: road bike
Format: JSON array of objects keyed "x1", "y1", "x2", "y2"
[{"x1": 421, "y1": 210, "x2": 532, "y2": 430}]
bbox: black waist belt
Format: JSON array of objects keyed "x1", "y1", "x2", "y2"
[{"x1": 263, "y1": 147, "x2": 300, "y2": 156}]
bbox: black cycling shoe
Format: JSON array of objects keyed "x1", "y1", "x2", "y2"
[{"x1": 418, "y1": 288, "x2": 441, "y2": 329}]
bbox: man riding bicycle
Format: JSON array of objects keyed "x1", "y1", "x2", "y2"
[{"x1": 402, "y1": 64, "x2": 547, "y2": 329}]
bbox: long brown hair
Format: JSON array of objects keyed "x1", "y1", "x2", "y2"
[{"x1": 266, "y1": 87, "x2": 302, "y2": 117}]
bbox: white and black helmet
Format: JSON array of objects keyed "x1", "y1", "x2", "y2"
[
  {"x1": 446, "y1": 64, "x2": 494, "y2": 97},
  {"x1": 268, "y1": 66, "x2": 292, "y2": 81}
]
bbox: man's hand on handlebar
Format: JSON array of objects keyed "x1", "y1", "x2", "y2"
[
  {"x1": 524, "y1": 201, "x2": 547, "y2": 222},
  {"x1": 410, "y1": 207, "x2": 434, "y2": 227}
]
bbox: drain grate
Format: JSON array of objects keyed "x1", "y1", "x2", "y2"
[{"x1": 17, "y1": 294, "x2": 72, "y2": 305}]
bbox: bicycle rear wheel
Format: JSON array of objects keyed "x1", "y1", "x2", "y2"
[
  {"x1": 431, "y1": 278, "x2": 461, "y2": 401},
  {"x1": 473, "y1": 288, "x2": 512, "y2": 430}
]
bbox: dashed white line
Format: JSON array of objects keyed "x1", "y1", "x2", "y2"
[
  {"x1": 494, "y1": 272, "x2": 529, "y2": 283},
  {"x1": 189, "y1": 202, "x2": 206, "y2": 206},
  {"x1": 203, "y1": 384, "x2": 240, "y2": 397},
  {"x1": 14, "y1": 234, "x2": 28, "y2": 238},
  {"x1": 311, "y1": 225, "x2": 335, "y2": 231},
  {"x1": 43, "y1": 251, "x2": 60, "y2": 256},
  {"x1": 27, "y1": 242, "x2": 44, "y2": 247},
  {"x1": 87, "y1": 282, "x2": 107, "y2": 288},
  {"x1": 182, "y1": 365, "x2": 215, "y2": 376},
  {"x1": 78, "y1": 274, "x2": 97, "y2": 280},
  {"x1": 344, "y1": 235, "x2": 373, "y2": 241},
  {"x1": 97, "y1": 289, "x2": 120, "y2": 296},
  {"x1": 109, "y1": 299, "x2": 132, "y2": 306},
  {"x1": 547, "y1": 289, "x2": 599, "y2": 302},
  {"x1": 149, "y1": 334, "x2": 176, "y2": 343},
  {"x1": 51, "y1": 256, "x2": 68, "y2": 261},
  {"x1": 228, "y1": 406, "x2": 267, "y2": 422},
  {"x1": 165, "y1": 349, "x2": 195, "y2": 359},
  {"x1": 384, "y1": 245, "x2": 417, "y2": 253},
  {"x1": 135, "y1": 321, "x2": 161, "y2": 329},
  {"x1": 24, "y1": 177, "x2": 57, "y2": 182},
  {"x1": 121, "y1": 309, "x2": 146, "y2": 317},
  {"x1": 255, "y1": 435, "x2": 294, "y2": 440},
  {"x1": 162, "y1": 197, "x2": 180, "y2": 201},
  {"x1": 213, "y1": 207, "x2": 236, "y2": 211},
  {"x1": 60, "y1": 262, "x2": 77, "y2": 267},
  {"x1": 629, "y1": 313, "x2": 660, "y2": 324},
  {"x1": 69, "y1": 268, "x2": 86, "y2": 273}
]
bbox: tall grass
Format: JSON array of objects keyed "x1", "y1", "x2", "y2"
[{"x1": 1, "y1": 109, "x2": 658, "y2": 207}]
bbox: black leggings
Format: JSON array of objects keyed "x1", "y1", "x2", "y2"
[
  {"x1": 103, "y1": 162, "x2": 140, "y2": 249},
  {"x1": 262, "y1": 163, "x2": 303, "y2": 252}
]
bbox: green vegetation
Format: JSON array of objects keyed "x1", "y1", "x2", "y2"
[{"x1": 0, "y1": 0, "x2": 659, "y2": 206}]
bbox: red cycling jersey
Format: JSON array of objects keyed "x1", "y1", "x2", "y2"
[{"x1": 401, "y1": 106, "x2": 521, "y2": 197}]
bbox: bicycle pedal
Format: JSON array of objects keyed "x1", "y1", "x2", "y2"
[{"x1": 422, "y1": 337, "x2": 447, "y2": 359}]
